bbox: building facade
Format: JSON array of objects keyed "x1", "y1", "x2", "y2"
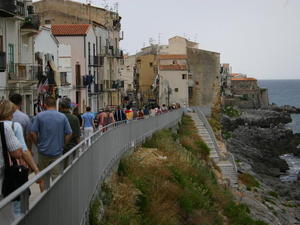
[
  {"x1": 0, "y1": 0, "x2": 40, "y2": 115},
  {"x1": 225, "y1": 77, "x2": 269, "y2": 109},
  {"x1": 33, "y1": 0, "x2": 123, "y2": 110},
  {"x1": 52, "y1": 24, "x2": 97, "y2": 112}
]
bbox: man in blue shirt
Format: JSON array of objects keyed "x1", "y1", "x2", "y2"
[
  {"x1": 31, "y1": 97, "x2": 72, "y2": 186},
  {"x1": 81, "y1": 106, "x2": 95, "y2": 139}
]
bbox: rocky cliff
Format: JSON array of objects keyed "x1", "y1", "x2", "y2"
[{"x1": 222, "y1": 109, "x2": 300, "y2": 224}]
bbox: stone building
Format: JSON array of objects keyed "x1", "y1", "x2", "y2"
[
  {"x1": 0, "y1": 0, "x2": 40, "y2": 115},
  {"x1": 225, "y1": 77, "x2": 269, "y2": 109},
  {"x1": 187, "y1": 48, "x2": 220, "y2": 107},
  {"x1": 33, "y1": 0, "x2": 123, "y2": 110}
]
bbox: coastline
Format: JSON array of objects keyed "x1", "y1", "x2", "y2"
[{"x1": 221, "y1": 107, "x2": 300, "y2": 224}]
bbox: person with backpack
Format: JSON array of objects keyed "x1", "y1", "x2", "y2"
[{"x1": 0, "y1": 99, "x2": 39, "y2": 216}]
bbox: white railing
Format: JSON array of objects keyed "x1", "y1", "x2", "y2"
[{"x1": 0, "y1": 110, "x2": 183, "y2": 225}]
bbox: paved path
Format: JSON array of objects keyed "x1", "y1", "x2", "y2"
[{"x1": 189, "y1": 112, "x2": 238, "y2": 188}]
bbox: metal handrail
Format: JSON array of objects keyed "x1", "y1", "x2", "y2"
[
  {"x1": 228, "y1": 152, "x2": 238, "y2": 173},
  {"x1": 192, "y1": 106, "x2": 238, "y2": 173},
  {"x1": 0, "y1": 109, "x2": 183, "y2": 225},
  {"x1": 193, "y1": 107, "x2": 221, "y2": 157}
]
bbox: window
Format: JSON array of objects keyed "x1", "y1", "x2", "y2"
[
  {"x1": 182, "y1": 74, "x2": 187, "y2": 79},
  {"x1": 188, "y1": 74, "x2": 192, "y2": 79},
  {"x1": 99, "y1": 37, "x2": 102, "y2": 54},
  {"x1": 0, "y1": 36, "x2": 3, "y2": 52},
  {"x1": 8, "y1": 44, "x2": 14, "y2": 73},
  {"x1": 149, "y1": 62, "x2": 153, "y2": 67},
  {"x1": 172, "y1": 60, "x2": 177, "y2": 64},
  {"x1": 174, "y1": 88, "x2": 179, "y2": 92},
  {"x1": 93, "y1": 43, "x2": 95, "y2": 57},
  {"x1": 60, "y1": 72, "x2": 67, "y2": 85},
  {"x1": 45, "y1": 20, "x2": 51, "y2": 24},
  {"x1": 76, "y1": 64, "x2": 81, "y2": 86},
  {"x1": 88, "y1": 42, "x2": 91, "y2": 64}
]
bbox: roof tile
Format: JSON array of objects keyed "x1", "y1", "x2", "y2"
[
  {"x1": 52, "y1": 24, "x2": 90, "y2": 36},
  {"x1": 159, "y1": 55, "x2": 187, "y2": 60},
  {"x1": 231, "y1": 77, "x2": 257, "y2": 81}
]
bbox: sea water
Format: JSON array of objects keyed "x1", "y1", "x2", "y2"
[
  {"x1": 258, "y1": 79, "x2": 300, "y2": 134},
  {"x1": 258, "y1": 80, "x2": 300, "y2": 182}
]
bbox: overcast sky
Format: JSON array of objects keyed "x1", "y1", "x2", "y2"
[{"x1": 38, "y1": 0, "x2": 300, "y2": 79}]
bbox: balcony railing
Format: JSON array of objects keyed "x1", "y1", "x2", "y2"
[
  {"x1": 89, "y1": 55, "x2": 104, "y2": 67},
  {"x1": 0, "y1": 52, "x2": 6, "y2": 72},
  {"x1": 115, "y1": 49, "x2": 123, "y2": 59},
  {"x1": 21, "y1": 14, "x2": 40, "y2": 31},
  {"x1": 7, "y1": 63, "x2": 41, "y2": 82},
  {"x1": 0, "y1": 0, "x2": 25, "y2": 17}
]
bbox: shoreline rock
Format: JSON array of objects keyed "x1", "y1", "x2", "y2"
[{"x1": 221, "y1": 107, "x2": 300, "y2": 224}]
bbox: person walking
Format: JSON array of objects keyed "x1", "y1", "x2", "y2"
[
  {"x1": 9, "y1": 94, "x2": 32, "y2": 147},
  {"x1": 106, "y1": 109, "x2": 115, "y2": 126},
  {"x1": 125, "y1": 106, "x2": 133, "y2": 120},
  {"x1": 0, "y1": 100, "x2": 39, "y2": 216},
  {"x1": 59, "y1": 97, "x2": 81, "y2": 153},
  {"x1": 81, "y1": 107, "x2": 95, "y2": 138},
  {"x1": 114, "y1": 106, "x2": 126, "y2": 122},
  {"x1": 150, "y1": 105, "x2": 156, "y2": 117},
  {"x1": 97, "y1": 109, "x2": 107, "y2": 132},
  {"x1": 31, "y1": 97, "x2": 72, "y2": 189},
  {"x1": 73, "y1": 107, "x2": 82, "y2": 127}
]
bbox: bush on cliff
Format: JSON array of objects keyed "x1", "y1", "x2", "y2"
[{"x1": 94, "y1": 116, "x2": 268, "y2": 225}]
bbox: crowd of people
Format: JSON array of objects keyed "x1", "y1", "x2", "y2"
[{"x1": 0, "y1": 94, "x2": 180, "y2": 217}]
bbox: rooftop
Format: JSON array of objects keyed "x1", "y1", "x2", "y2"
[
  {"x1": 52, "y1": 24, "x2": 90, "y2": 36},
  {"x1": 159, "y1": 55, "x2": 187, "y2": 60},
  {"x1": 159, "y1": 64, "x2": 187, "y2": 71},
  {"x1": 231, "y1": 77, "x2": 257, "y2": 81}
]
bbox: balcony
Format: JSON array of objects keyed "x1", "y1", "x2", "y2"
[
  {"x1": 0, "y1": 52, "x2": 6, "y2": 72},
  {"x1": 94, "y1": 83, "x2": 103, "y2": 93},
  {"x1": 21, "y1": 15, "x2": 40, "y2": 34},
  {"x1": 115, "y1": 49, "x2": 123, "y2": 59},
  {"x1": 89, "y1": 55, "x2": 104, "y2": 67},
  {"x1": 7, "y1": 63, "x2": 41, "y2": 83},
  {"x1": 0, "y1": 0, "x2": 25, "y2": 17}
]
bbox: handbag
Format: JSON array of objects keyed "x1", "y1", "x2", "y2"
[{"x1": 0, "y1": 122, "x2": 29, "y2": 200}]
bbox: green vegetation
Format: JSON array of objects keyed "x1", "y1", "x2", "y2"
[
  {"x1": 222, "y1": 130, "x2": 233, "y2": 140},
  {"x1": 92, "y1": 115, "x2": 267, "y2": 225},
  {"x1": 223, "y1": 106, "x2": 242, "y2": 118},
  {"x1": 239, "y1": 173, "x2": 260, "y2": 190},
  {"x1": 268, "y1": 191, "x2": 278, "y2": 199},
  {"x1": 179, "y1": 116, "x2": 210, "y2": 160}
]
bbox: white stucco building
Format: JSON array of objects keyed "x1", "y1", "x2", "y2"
[
  {"x1": 58, "y1": 43, "x2": 73, "y2": 100},
  {"x1": 52, "y1": 24, "x2": 97, "y2": 112},
  {"x1": 157, "y1": 37, "x2": 196, "y2": 107}
]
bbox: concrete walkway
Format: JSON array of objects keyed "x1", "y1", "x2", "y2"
[{"x1": 189, "y1": 112, "x2": 238, "y2": 188}]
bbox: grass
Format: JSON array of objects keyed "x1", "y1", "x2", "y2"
[
  {"x1": 239, "y1": 173, "x2": 260, "y2": 190},
  {"x1": 223, "y1": 106, "x2": 242, "y2": 118},
  {"x1": 178, "y1": 116, "x2": 210, "y2": 160},
  {"x1": 268, "y1": 191, "x2": 278, "y2": 199},
  {"x1": 93, "y1": 115, "x2": 268, "y2": 225}
]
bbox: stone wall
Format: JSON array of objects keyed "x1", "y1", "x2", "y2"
[
  {"x1": 33, "y1": 0, "x2": 116, "y2": 28},
  {"x1": 187, "y1": 48, "x2": 220, "y2": 107}
]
